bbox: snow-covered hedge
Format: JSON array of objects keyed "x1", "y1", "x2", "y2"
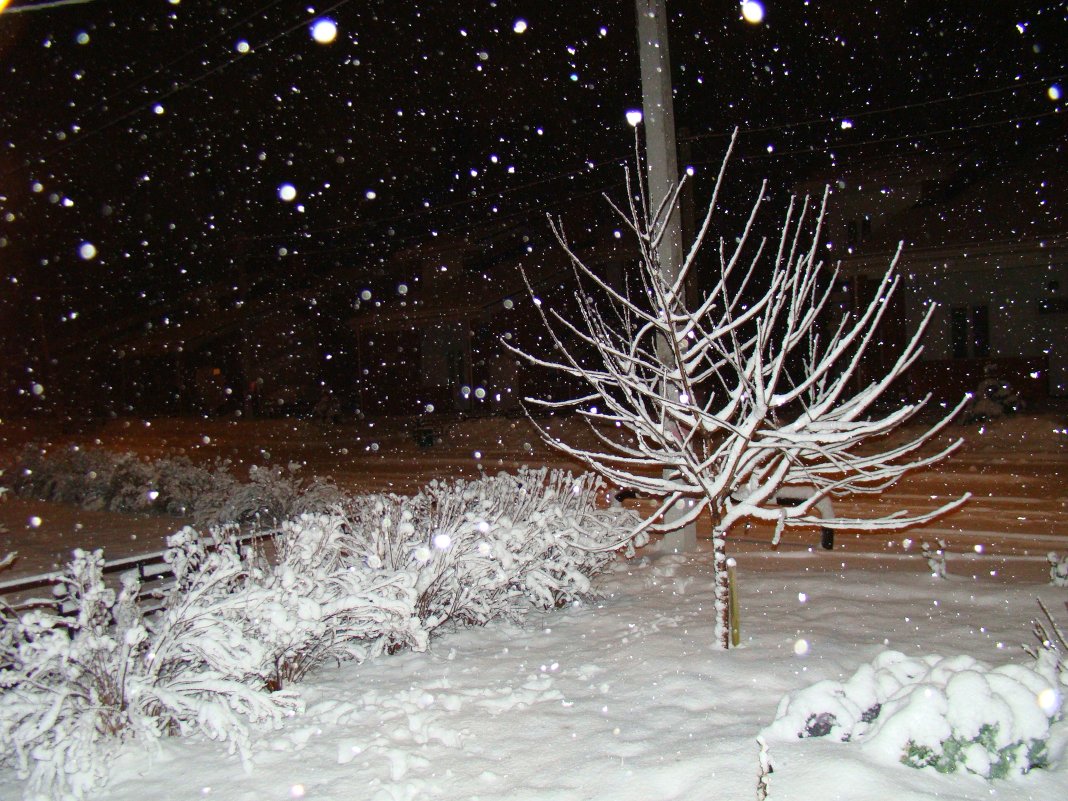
[
  {"x1": 760, "y1": 649, "x2": 1065, "y2": 786},
  {"x1": 0, "y1": 468, "x2": 637, "y2": 800},
  {"x1": 5, "y1": 445, "x2": 342, "y2": 528}
]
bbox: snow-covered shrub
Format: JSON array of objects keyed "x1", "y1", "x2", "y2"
[
  {"x1": 342, "y1": 467, "x2": 638, "y2": 635},
  {"x1": 4, "y1": 447, "x2": 341, "y2": 530},
  {"x1": 221, "y1": 517, "x2": 424, "y2": 688},
  {"x1": 1048, "y1": 553, "x2": 1068, "y2": 587},
  {"x1": 761, "y1": 650, "x2": 1063, "y2": 781},
  {"x1": 149, "y1": 455, "x2": 226, "y2": 517},
  {"x1": 0, "y1": 545, "x2": 301, "y2": 801},
  {"x1": 10, "y1": 445, "x2": 128, "y2": 511},
  {"x1": 0, "y1": 550, "x2": 137, "y2": 798},
  {"x1": 196, "y1": 462, "x2": 342, "y2": 529}
]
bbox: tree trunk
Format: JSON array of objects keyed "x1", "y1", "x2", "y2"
[{"x1": 712, "y1": 527, "x2": 730, "y2": 649}]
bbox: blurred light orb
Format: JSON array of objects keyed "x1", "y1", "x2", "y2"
[
  {"x1": 1037, "y1": 687, "x2": 1060, "y2": 715},
  {"x1": 365, "y1": 189, "x2": 377, "y2": 200},
  {"x1": 278, "y1": 183, "x2": 297, "y2": 201},
  {"x1": 741, "y1": 1, "x2": 765, "y2": 24},
  {"x1": 625, "y1": 109, "x2": 643, "y2": 127},
  {"x1": 793, "y1": 638, "x2": 809, "y2": 655},
  {"x1": 31, "y1": 383, "x2": 44, "y2": 396},
  {"x1": 235, "y1": 39, "x2": 250, "y2": 54},
  {"x1": 513, "y1": 19, "x2": 528, "y2": 34},
  {"x1": 433, "y1": 532, "x2": 451, "y2": 550},
  {"x1": 1049, "y1": 84, "x2": 1062, "y2": 101},
  {"x1": 310, "y1": 18, "x2": 337, "y2": 44},
  {"x1": 78, "y1": 242, "x2": 97, "y2": 260}
]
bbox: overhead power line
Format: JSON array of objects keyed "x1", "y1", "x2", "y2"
[{"x1": 682, "y1": 72, "x2": 1067, "y2": 143}]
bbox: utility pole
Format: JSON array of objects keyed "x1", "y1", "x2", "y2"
[{"x1": 635, "y1": 0, "x2": 698, "y2": 552}]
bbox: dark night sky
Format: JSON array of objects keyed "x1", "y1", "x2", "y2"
[{"x1": 0, "y1": 0, "x2": 1064, "y2": 406}]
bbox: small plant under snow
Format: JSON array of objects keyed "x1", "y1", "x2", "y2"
[{"x1": 758, "y1": 648, "x2": 1065, "y2": 796}]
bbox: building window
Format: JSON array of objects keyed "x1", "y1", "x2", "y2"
[
  {"x1": 846, "y1": 216, "x2": 872, "y2": 249},
  {"x1": 950, "y1": 305, "x2": 990, "y2": 358}
]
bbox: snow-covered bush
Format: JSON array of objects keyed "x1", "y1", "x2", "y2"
[
  {"x1": 0, "y1": 545, "x2": 301, "y2": 801},
  {"x1": 193, "y1": 462, "x2": 342, "y2": 529},
  {"x1": 9, "y1": 445, "x2": 201, "y2": 515},
  {"x1": 9, "y1": 445, "x2": 145, "y2": 513},
  {"x1": 225, "y1": 517, "x2": 424, "y2": 689},
  {"x1": 1048, "y1": 553, "x2": 1068, "y2": 587},
  {"x1": 761, "y1": 650, "x2": 1063, "y2": 782},
  {"x1": 150, "y1": 455, "x2": 227, "y2": 517},
  {"x1": 342, "y1": 467, "x2": 638, "y2": 634},
  {"x1": 3, "y1": 446, "x2": 341, "y2": 530}
]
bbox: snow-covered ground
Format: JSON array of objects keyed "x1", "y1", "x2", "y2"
[
  {"x1": 3, "y1": 544, "x2": 1061, "y2": 801},
  {"x1": 1, "y1": 412, "x2": 1066, "y2": 800}
]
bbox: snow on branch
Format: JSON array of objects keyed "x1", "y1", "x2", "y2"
[{"x1": 507, "y1": 134, "x2": 969, "y2": 545}]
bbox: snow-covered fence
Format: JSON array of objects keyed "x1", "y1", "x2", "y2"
[{"x1": 0, "y1": 527, "x2": 275, "y2": 616}]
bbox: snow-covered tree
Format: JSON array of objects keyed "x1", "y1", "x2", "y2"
[{"x1": 509, "y1": 137, "x2": 969, "y2": 648}]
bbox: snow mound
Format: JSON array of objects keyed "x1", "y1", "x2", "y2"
[{"x1": 761, "y1": 649, "x2": 1066, "y2": 785}]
